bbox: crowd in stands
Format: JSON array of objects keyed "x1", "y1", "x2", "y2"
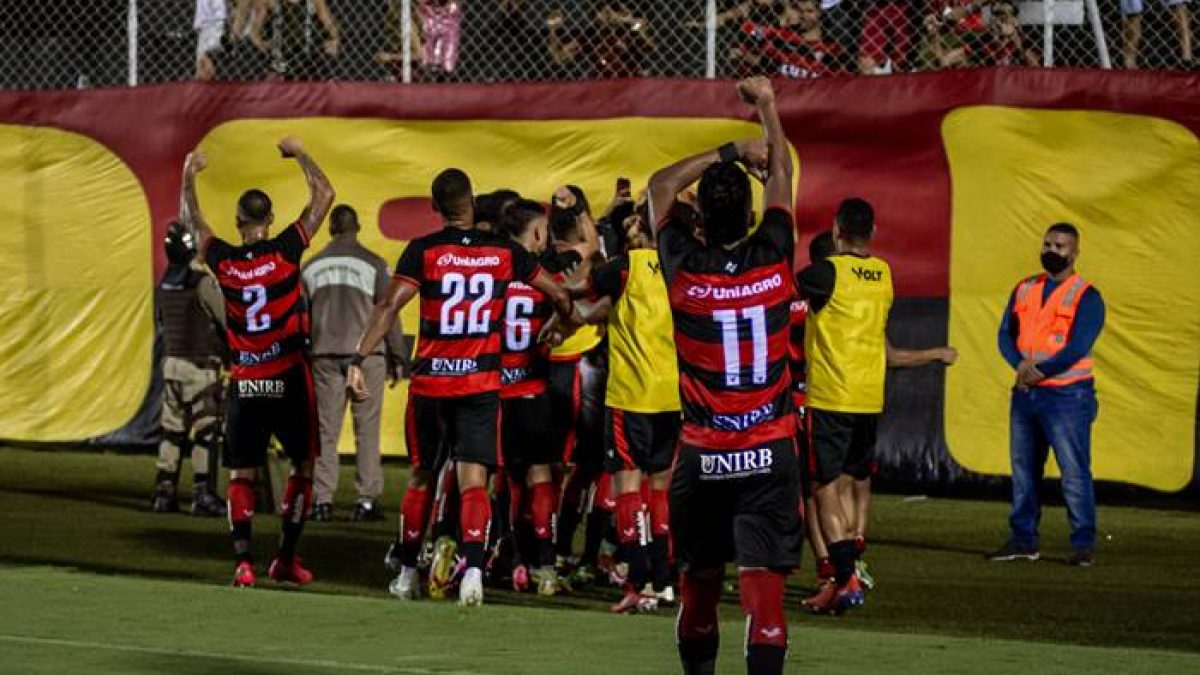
[{"x1": 193, "y1": 0, "x2": 1196, "y2": 82}]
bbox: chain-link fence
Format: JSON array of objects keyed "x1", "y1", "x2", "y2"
[{"x1": 0, "y1": 0, "x2": 1194, "y2": 90}]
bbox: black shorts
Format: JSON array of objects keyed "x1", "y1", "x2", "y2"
[
  {"x1": 501, "y1": 394, "x2": 555, "y2": 469},
  {"x1": 670, "y1": 437, "x2": 803, "y2": 572},
  {"x1": 605, "y1": 408, "x2": 681, "y2": 474},
  {"x1": 405, "y1": 390, "x2": 501, "y2": 472},
  {"x1": 547, "y1": 353, "x2": 605, "y2": 469},
  {"x1": 808, "y1": 408, "x2": 877, "y2": 483},
  {"x1": 223, "y1": 364, "x2": 317, "y2": 470},
  {"x1": 794, "y1": 410, "x2": 813, "y2": 502}
]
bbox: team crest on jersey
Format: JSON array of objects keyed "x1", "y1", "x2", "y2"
[{"x1": 698, "y1": 448, "x2": 775, "y2": 480}]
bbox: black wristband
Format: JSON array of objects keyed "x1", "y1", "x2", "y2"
[
  {"x1": 718, "y1": 142, "x2": 740, "y2": 164},
  {"x1": 350, "y1": 353, "x2": 366, "y2": 367}
]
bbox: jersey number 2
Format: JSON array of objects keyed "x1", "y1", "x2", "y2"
[
  {"x1": 441, "y1": 273, "x2": 495, "y2": 336},
  {"x1": 712, "y1": 306, "x2": 767, "y2": 387},
  {"x1": 243, "y1": 284, "x2": 271, "y2": 333}
]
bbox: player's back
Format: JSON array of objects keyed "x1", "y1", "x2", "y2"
[
  {"x1": 394, "y1": 227, "x2": 538, "y2": 398},
  {"x1": 660, "y1": 208, "x2": 796, "y2": 450},
  {"x1": 204, "y1": 222, "x2": 310, "y2": 380},
  {"x1": 500, "y1": 277, "x2": 552, "y2": 398}
]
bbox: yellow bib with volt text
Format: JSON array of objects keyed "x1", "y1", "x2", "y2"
[
  {"x1": 605, "y1": 249, "x2": 681, "y2": 413},
  {"x1": 806, "y1": 254, "x2": 894, "y2": 413}
]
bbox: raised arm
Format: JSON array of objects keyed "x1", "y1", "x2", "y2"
[
  {"x1": 348, "y1": 278, "x2": 418, "y2": 401},
  {"x1": 179, "y1": 151, "x2": 215, "y2": 253},
  {"x1": 737, "y1": 76, "x2": 792, "y2": 210},
  {"x1": 278, "y1": 137, "x2": 336, "y2": 242}
]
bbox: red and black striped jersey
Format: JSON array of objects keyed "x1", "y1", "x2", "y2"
[
  {"x1": 394, "y1": 226, "x2": 541, "y2": 398},
  {"x1": 659, "y1": 207, "x2": 797, "y2": 450},
  {"x1": 500, "y1": 279, "x2": 553, "y2": 399},
  {"x1": 204, "y1": 222, "x2": 310, "y2": 381},
  {"x1": 789, "y1": 294, "x2": 809, "y2": 408}
]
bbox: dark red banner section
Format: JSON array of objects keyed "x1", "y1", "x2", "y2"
[{"x1": 1, "y1": 70, "x2": 1196, "y2": 297}]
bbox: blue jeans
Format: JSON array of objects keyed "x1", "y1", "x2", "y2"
[{"x1": 1009, "y1": 384, "x2": 1099, "y2": 551}]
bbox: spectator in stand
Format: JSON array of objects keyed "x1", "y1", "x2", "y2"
[
  {"x1": 302, "y1": 205, "x2": 409, "y2": 523},
  {"x1": 590, "y1": 1, "x2": 655, "y2": 78},
  {"x1": 1122, "y1": 0, "x2": 1193, "y2": 70},
  {"x1": 194, "y1": 0, "x2": 227, "y2": 80},
  {"x1": 715, "y1": 0, "x2": 783, "y2": 76},
  {"x1": 763, "y1": 1, "x2": 852, "y2": 78},
  {"x1": 376, "y1": 0, "x2": 419, "y2": 80},
  {"x1": 267, "y1": 0, "x2": 342, "y2": 80},
  {"x1": 912, "y1": 0, "x2": 991, "y2": 71},
  {"x1": 416, "y1": 0, "x2": 464, "y2": 80},
  {"x1": 547, "y1": 7, "x2": 589, "y2": 79},
  {"x1": 223, "y1": 0, "x2": 271, "y2": 80},
  {"x1": 858, "y1": 0, "x2": 912, "y2": 73},
  {"x1": 973, "y1": 0, "x2": 1039, "y2": 67}
]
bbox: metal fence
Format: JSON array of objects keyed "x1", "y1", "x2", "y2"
[{"x1": 0, "y1": 1, "x2": 1194, "y2": 90}]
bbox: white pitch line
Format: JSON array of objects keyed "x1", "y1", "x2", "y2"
[{"x1": 0, "y1": 634, "x2": 488, "y2": 675}]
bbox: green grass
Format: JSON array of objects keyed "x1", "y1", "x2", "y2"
[{"x1": 1, "y1": 446, "x2": 1199, "y2": 674}]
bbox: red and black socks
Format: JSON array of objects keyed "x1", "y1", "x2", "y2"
[
  {"x1": 615, "y1": 490, "x2": 649, "y2": 590},
  {"x1": 677, "y1": 571, "x2": 722, "y2": 675},
  {"x1": 648, "y1": 488, "x2": 672, "y2": 591},
  {"x1": 460, "y1": 485, "x2": 492, "y2": 569},
  {"x1": 227, "y1": 477, "x2": 255, "y2": 564},
  {"x1": 529, "y1": 480, "x2": 557, "y2": 567},
  {"x1": 398, "y1": 485, "x2": 433, "y2": 568},
  {"x1": 740, "y1": 569, "x2": 788, "y2": 675},
  {"x1": 278, "y1": 475, "x2": 313, "y2": 561}
]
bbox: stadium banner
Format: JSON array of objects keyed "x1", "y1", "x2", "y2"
[{"x1": 0, "y1": 71, "x2": 1196, "y2": 491}]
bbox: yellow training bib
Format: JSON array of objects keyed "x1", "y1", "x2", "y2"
[
  {"x1": 606, "y1": 249, "x2": 681, "y2": 413},
  {"x1": 805, "y1": 254, "x2": 894, "y2": 413}
]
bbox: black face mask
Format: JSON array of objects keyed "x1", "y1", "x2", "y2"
[{"x1": 1040, "y1": 251, "x2": 1070, "y2": 275}]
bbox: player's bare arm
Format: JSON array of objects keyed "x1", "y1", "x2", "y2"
[
  {"x1": 348, "y1": 277, "x2": 418, "y2": 401},
  {"x1": 279, "y1": 137, "x2": 336, "y2": 241},
  {"x1": 737, "y1": 76, "x2": 792, "y2": 210},
  {"x1": 886, "y1": 342, "x2": 959, "y2": 367},
  {"x1": 531, "y1": 269, "x2": 584, "y2": 335},
  {"x1": 179, "y1": 150, "x2": 214, "y2": 252}
]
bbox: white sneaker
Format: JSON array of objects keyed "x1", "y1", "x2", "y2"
[
  {"x1": 459, "y1": 567, "x2": 484, "y2": 607},
  {"x1": 388, "y1": 566, "x2": 418, "y2": 600},
  {"x1": 656, "y1": 585, "x2": 676, "y2": 605}
]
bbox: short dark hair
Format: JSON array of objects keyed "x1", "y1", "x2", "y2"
[
  {"x1": 1046, "y1": 222, "x2": 1079, "y2": 240},
  {"x1": 431, "y1": 168, "x2": 473, "y2": 216},
  {"x1": 697, "y1": 160, "x2": 751, "y2": 246},
  {"x1": 330, "y1": 204, "x2": 359, "y2": 235},
  {"x1": 474, "y1": 189, "x2": 521, "y2": 226},
  {"x1": 809, "y1": 230, "x2": 836, "y2": 263},
  {"x1": 549, "y1": 186, "x2": 591, "y2": 243},
  {"x1": 237, "y1": 189, "x2": 273, "y2": 226},
  {"x1": 496, "y1": 199, "x2": 546, "y2": 239},
  {"x1": 835, "y1": 198, "x2": 874, "y2": 241}
]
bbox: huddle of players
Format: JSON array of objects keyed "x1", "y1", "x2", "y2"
[{"x1": 177, "y1": 76, "x2": 953, "y2": 675}]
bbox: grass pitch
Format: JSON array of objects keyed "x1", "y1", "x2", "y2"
[{"x1": 1, "y1": 447, "x2": 1198, "y2": 674}]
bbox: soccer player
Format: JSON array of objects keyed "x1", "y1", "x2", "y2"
[
  {"x1": 651, "y1": 76, "x2": 799, "y2": 675},
  {"x1": 178, "y1": 137, "x2": 335, "y2": 588},
  {"x1": 348, "y1": 169, "x2": 579, "y2": 607},
  {"x1": 542, "y1": 188, "x2": 611, "y2": 580},
  {"x1": 796, "y1": 229, "x2": 956, "y2": 606},
  {"x1": 494, "y1": 198, "x2": 561, "y2": 595},
  {"x1": 799, "y1": 202, "x2": 956, "y2": 614},
  {"x1": 566, "y1": 202, "x2": 682, "y2": 613}
]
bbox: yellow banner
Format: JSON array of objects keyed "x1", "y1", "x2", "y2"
[{"x1": 943, "y1": 107, "x2": 1200, "y2": 492}]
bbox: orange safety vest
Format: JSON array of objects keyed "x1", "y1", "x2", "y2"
[{"x1": 1013, "y1": 273, "x2": 1094, "y2": 387}]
